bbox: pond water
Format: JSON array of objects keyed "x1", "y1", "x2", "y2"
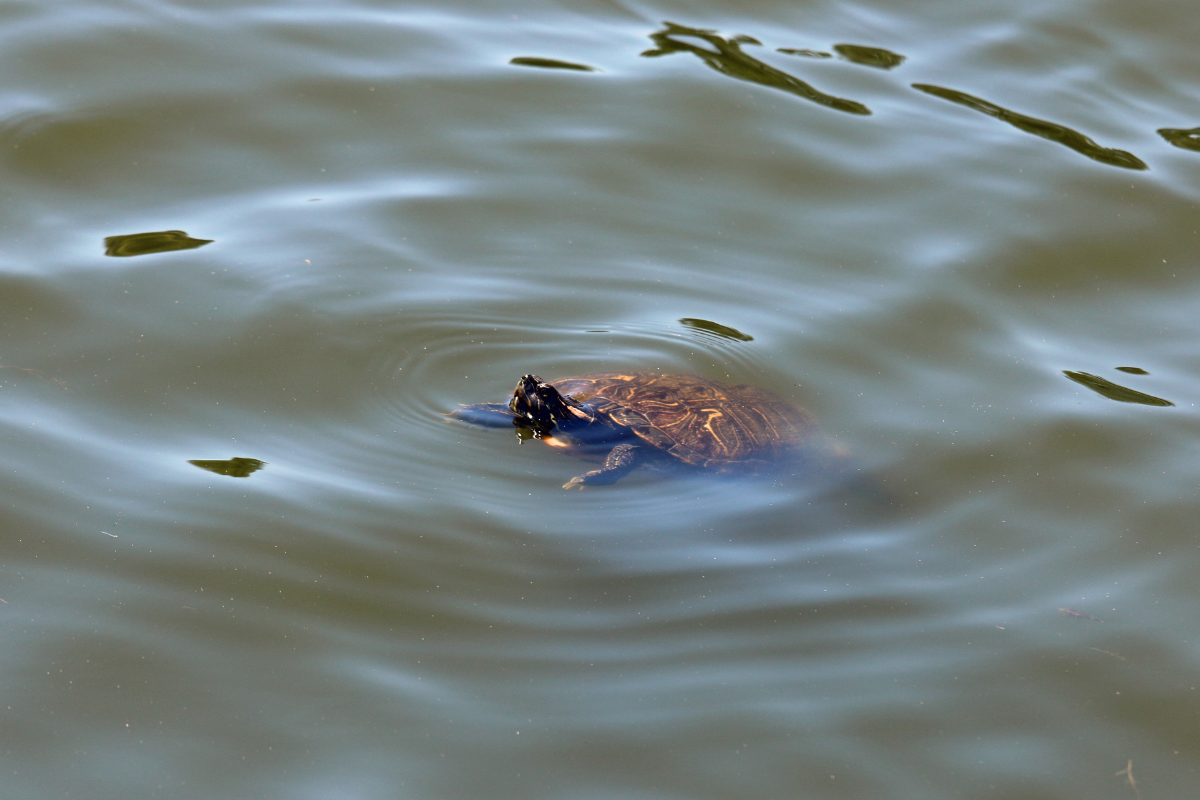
[{"x1": 2, "y1": 0, "x2": 1199, "y2": 798}]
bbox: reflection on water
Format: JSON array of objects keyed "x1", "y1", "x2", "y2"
[
  {"x1": 509, "y1": 56, "x2": 597, "y2": 72},
  {"x1": 636, "y1": 22, "x2": 1181, "y2": 168},
  {"x1": 1057, "y1": 606, "x2": 1102, "y2": 621},
  {"x1": 0, "y1": 363, "x2": 71, "y2": 392},
  {"x1": 776, "y1": 47, "x2": 832, "y2": 59},
  {"x1": 1158, "y1": 125, "x2": 1200, "y2": 151},
  {"x1": 642, "y1": 22, "x2": 871, "y2": 115},
  {"x1": 1062, "y1": 370, "x2": 1174, "y2": 406},
  {"x1": 103, "y1": 230, "x2": 213, "y2": 257},
  {"x1": 912, "y1": 83, "x2": 1148, "y2": 169},
  {"x1": 187, "y1": 457, "x2": 267, "y2": 477}
]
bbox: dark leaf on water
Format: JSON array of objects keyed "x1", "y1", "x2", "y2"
[
  {"x1": 1157, "y1": 126, "x2": 1200, "y2": 152},
  {"x1": 188, "y1": 457, "x2": 266, "y2": 478},
  {"x1": 509, "y1": 57, "x2": 596, "y2": 72},
  {"x1": 1062, "y1": 371, "x2": 1173, "y2": 406},
  {"x1": 679, "y1": 318, "x2": 754, "y2": 342},
  {"x1": 912, "y1": 84, "x2": 1148, "y2": 170},
  {"x1": 833, "y1": 44, "x2": 906, "y2": 70},
  {"x1": 105, "y1": 230, "x2": 213, "y2": 257},
  {"x1": 1114, "y1": 366, "x2": 1149, "y2": 375}
]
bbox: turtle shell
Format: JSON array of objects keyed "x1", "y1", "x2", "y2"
[{"x1": 549, "y1": 372, "x2": 816, "y2": 471}]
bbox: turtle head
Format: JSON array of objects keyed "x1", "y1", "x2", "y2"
[{"x1": 509, "y1": 374, "x2": 585, "y2": 431}]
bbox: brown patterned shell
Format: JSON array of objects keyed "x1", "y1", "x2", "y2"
[{"x1": 550, "y1": 372, "x2": 815, "y2": 470}]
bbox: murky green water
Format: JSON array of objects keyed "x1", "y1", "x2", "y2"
[{"x1": 2, "y1": 1, "x2": 1200, "y2": 798}]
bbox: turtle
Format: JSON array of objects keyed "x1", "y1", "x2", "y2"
[{"x1": 448, "y1": 372, "x2": 832, "y2": 489}]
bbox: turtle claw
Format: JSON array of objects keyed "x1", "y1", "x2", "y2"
[{"x1": 562, "y1": 466, "x2": 620, "y2": 489}]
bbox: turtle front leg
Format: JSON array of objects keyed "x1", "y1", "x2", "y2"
[{"x1": 563, "y1": 443, "x2": 642, "y2": 489}]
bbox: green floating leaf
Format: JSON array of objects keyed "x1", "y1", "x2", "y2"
[
  {"x1": 509, "y1": 57, "x2": 596, "y2": 72},
  {"x1": 1114, "y1": 366, "x2": 1149, "y2": 375},
  {"x1": 680, "y1": 318, "x2": 753, "y2": 342},
  {"x1": 188, "y1": 457, "x2": 267, "y2": 478},
  {"x1": 1062, "y1": 371, "x2": 1173, "y2": 407},
  {"x1": 105, "y1": 230, "x2": 213, "y2": 257}
]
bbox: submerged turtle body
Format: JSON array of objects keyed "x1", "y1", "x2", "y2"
[
  {"x1": 450, "y1": 371, "x2": 827, "y2": 489},
  {"x1": 549, "y1": 372, "x2": 813, "y2": 470}
]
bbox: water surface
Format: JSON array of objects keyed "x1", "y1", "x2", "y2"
[{"x1": 2, "y1": 1, "x2": 1200, "y2": 798}]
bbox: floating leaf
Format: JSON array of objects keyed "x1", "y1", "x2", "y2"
[
  {"x1": 188, "y1": 457, "x2": 266, "y2": 478},
  {"x1": 680, "y1": 318, "x2": 753, "y2": 342},
  {"x1": 833, "y1": 44, "x2": 906, "y2": 70},
  {"x1": 1062, "y1": 371, "x2": 1173, "y2": 406},
  {"x1": 105, "y1": 230, "x2": 213, "y2": 257},
  {"x1": 509, "y1": 57, "x2": 596, "y2": 72}
]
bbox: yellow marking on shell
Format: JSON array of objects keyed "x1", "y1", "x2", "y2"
[
  {"x1": 542, "y1": 436, "x2": 570, "y2": 448},
  {"x1": 700, "y1": 408, "x2": 725, "y2": 438}
]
